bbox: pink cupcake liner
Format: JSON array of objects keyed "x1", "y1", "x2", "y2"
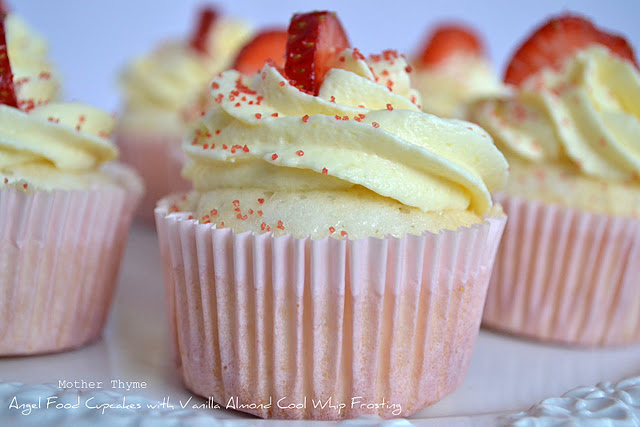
[
  {"x1": 155, "y1": 195, "x2": 506, "y2": 420},
  {"x1": 0, "y1": 163, "x2": 143, "y2": 355},
  {"x1": 115, "y1": 127, "x2": 191, "y2": 224},
  {"x1": 483, "y1": 194, "x2": 640, "y2": 347}
]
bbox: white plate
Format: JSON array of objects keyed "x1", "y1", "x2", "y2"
[{"x1": 1, "y1": 224, "x2": 639, "y2": 426}]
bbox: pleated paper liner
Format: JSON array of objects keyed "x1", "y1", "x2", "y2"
[
  {"x1": 156, "y1": 195, "x2": 506, "y2": 420},
  {"x1": 0, "y1": 163, "x2": 143, "y2": 355},
  {"x1": 115, "y1": 127, "x2": 191, "y2": 224},
  {"x1": 483, "y1": 193, "x2": 640, "y2": 347}
]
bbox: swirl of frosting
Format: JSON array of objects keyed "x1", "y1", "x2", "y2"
[
  {"x1": 183, "y1": 49, "x2": 508, "y2": 215},
  {"x1": 472, "y1": 46, "x2": 640, "y2": 182},
  {"x1": 0, "y1": 15, "x2": 118, "y2": 191},
  {"x1": 412, "y1": 53, "x2": 509, "y2": 119},
  {"x1": 119, "y1": 19, "x2": 252, "y2": 117},
  {"x1": 6, "y1": 14, "x2": 60, "y2": 111}
]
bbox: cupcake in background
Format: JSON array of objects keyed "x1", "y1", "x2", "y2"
[
  {"x1": 411, "y1": 23, "x2": 507, "y2": 118},
  {"x1": 470, "y1": 14, "x2": 640, "y2": 346},
  {"x1": 115, "y1": 6, "x2": 252, "y2": 223},
  {"x1": 231, "y1": 28, "x2": 287, "y2": 75},
  {"x1": 0, "y1": 11, "x2": 143, "y2": 355},
  {"x1": 156, "y1": 10, "x2": 508, "y2": 420}
]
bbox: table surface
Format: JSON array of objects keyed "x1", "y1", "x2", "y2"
[{"x1": 1, "y1": 223, "x2": 639, "y2": 426}]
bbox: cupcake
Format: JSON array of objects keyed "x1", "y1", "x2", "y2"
[
  {"x1": 470, "y1": 14, "x2": 640, "y2": 346},
  {"x1": 411, "y1": 23, "x2": 508, "y2": 118},
  {"x1": 156, "y1": 11, "x2": 508, "y2": 420},
  {"x1": 0, "y1": 13, "x2": 143, "y2": 355},
  {"x1": 115, "y1": 6, "x2": 252, "y2": 223}
]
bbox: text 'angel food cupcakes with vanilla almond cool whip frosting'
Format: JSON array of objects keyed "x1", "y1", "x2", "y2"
[
  {"x1": 156, "y1": 11, "x2": 508, "y2": 420},
  {"x1": 115, "y1": 6, "x2": 252, "y2": 223},
  {"x1": 0, "y1": 12, "x2": 143, "y2": 355},
  {"x1": 471, "y1": 14, "x2": 640, "y2": 346}
]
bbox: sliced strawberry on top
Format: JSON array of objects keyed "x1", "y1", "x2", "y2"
[
  {"x1": 284, "y1": 11, "x2": 350, "y2": 95},
  {"x1": 417, "y1": 24, "x2": 483, "y2": 67},
  {"x1": 189, "y1": 6, "x2": 218, "y2": 55},
  {"x1": 232, "y1": 29, "x2": 287, "y2": 75},
  {"x1": 505, "y1": 14, "x2": 638, "y2": 86},
  {"x1": 0, "y1": 14, "x2": 17, "y2": 108}
]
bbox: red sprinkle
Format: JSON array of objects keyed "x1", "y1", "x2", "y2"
[
  {"x1": 232, "y1": 200, "x2": 240, "y2": 207},
  {"x1": 386, "y1": 103, "x2": 393, "y2": 111},
  {"x1": 322, "y1": 167, "x2": 328, "y2": 175},
  {"x1": 257, "y1": 210, "x2": 263, "y2": 216},
  {"x1": 222, "y1": 144, "x2": 228, "y2": 150},
  {"x1": 271, "y1": 112, "x2": 278, "y2": 117},
  {"x1": 211, "y1": 82, "x2": 219, "y2": 89},
  {"x1": 3, "y1": 178, "x2": 7, "y2": 184},
  {"x1": 302, "y1": 114, "x2": 309, "y2": 123},
  {"x1": 279, "y1": 81, "x2": 285, "y2": 87},
  {"x1": 277, "y1": 220, "x2": 284, "y2": 230},
  {"x1": 215, "y1": 129, "x2": 221, "y2": 135},
  {"x1": 340, "y1": 230, "x2": 348, "y2": 237},
  {"x1": 255, "y1": 113, "x2": 262, "y2": 119},
  {"x1": 258, "y1": 198, "x2": 265, "y2": 204},
  {"x1": 329, "y1": 226, "x2": 336, "y2": 234},
  {"x1": 372, "y1": 122, "x2": 380, "y2": 128},
  {"x1": 330, "y1": 95, "x2": 336, "y2": 103},
  {"x1": 210, "y1": 209, "x2": 218, "y2": 216},
  {"x1": 271, "y1": 153, "x2": 278, "y2": 160},
  {"x1": 296, "y1": 150, "x2": 304, "y2": 156}
]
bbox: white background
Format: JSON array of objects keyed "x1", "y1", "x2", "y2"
[{"x1": 10, "y1": 1, "x2": 640, "y2": 113}]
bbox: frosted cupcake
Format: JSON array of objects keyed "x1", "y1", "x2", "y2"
[
  {"x1": 411, "y1": 23, "x2": 507, "y2": 118},
  {"x1": 115, "y1": 6, "x2": 252, "y2": 223},
  {"x1": 471, "y1": 14, "x2": 640, "y2": 346},
  {"x1": 0, "y1": 13, "x2": 143, "y2": 355},
  {"x1": 156, "y1": 11, "x2": 508, "y2": 420}
]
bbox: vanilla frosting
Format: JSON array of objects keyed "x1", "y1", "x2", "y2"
[
  {"x1": 183, "y1": 48, "x2": 508, "y2": 220},
  {"x1": 412, "y1": 53, "x2": 508, "y2": 119},
  {"x1": 119, "y1": 19, "x2": 252, "y2": 129},
  {"x1": 5, "y1": 14, "x2": 60, "y2": 112},
  {"x1": 0, "y1": 14, "x2": 119, "y2": 192},
  {"x1": 472, "y1": 46, "x2": 640, "y2": 183}
]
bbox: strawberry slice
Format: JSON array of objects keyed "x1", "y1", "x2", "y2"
[
  {"x1": 417, "y1": 24, "x2": 483, "y2": 67},
  {"x1": 189, "y1": 6, "x2": 218, "y2": 55},
  {"x1": 0, "y1": 13, "x2": 17, "y2": 108},
  {"x1": 505, "y1": 14, "x2": 638, "y2": 86},
  {"x1": 284, "y1": 11, "x2": 350, "y2": 95},
  {"x1": 232, "y1": 29, "x2": 287, "y2": 75}
]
